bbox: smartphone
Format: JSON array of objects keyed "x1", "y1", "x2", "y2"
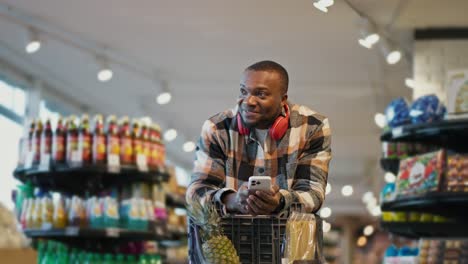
[{"x1": 248, "y1": 176, "x2": 272, "y2": 191}]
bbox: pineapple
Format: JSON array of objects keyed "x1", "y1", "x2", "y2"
[{"x1": 188, "y1": 200, "x2": 240, "y2": 264}]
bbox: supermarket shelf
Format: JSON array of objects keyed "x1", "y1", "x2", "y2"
[
  {"x1": 23, "y1": 227, "x2": 165, "y2": 241},
  {"x1": 381, "y1": 221, "x2": 468, "y2": 239},
  {"x1": 380, "y1": 158, "x2": 400, "y2": 175},
  {"x1": 381, "y1": 192, "x2": 468, "y2": 218},
  {"x1": 166, "y1": 194, "x2": 186, "y2": 209},
  {"x1": 13, "y1": 164, "x2": 169, "y2": 194},
  {"x1": 380, "y1": 118, "x2": 468, "y2": 152}
]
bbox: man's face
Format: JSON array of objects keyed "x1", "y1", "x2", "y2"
[{"x1": 239, "y1": 70, "x2": 287, "y2": 129}]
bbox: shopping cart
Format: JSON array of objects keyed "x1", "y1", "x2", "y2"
[{"x1": 188, "y1": 205, "x2": 325, "y2": 264}]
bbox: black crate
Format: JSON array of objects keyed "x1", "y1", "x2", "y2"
[{"x1": 189, "y1": 212, "x2": 324, "y2": 264}]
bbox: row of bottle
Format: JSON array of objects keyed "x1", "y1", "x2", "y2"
[
  {"x1": 20, "y1": 195, "x2": 167, "y2": 231},
  {"x1": 38, "y1": 240, "x2": 162, "y2": 264},
  {"x1": 19, "y1": 115, "x2": 166, "y2": 169}
]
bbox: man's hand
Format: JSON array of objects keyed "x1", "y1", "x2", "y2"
[
  {"x1": 222, "y1": 185, "x2": 251, "y2": 214},
  {"x1": 246, "y1": 185, "x2": 282, "y2": 215}
]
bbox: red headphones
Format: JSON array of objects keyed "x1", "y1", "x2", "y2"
[{"x1": 237, "y1": 104, "x2": 290, "y2": 140}]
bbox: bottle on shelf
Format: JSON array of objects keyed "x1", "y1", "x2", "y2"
[
  {"x1": 79, "y1": 114, "x2": 92, "y2": 165},
  {"x1": 106, "y1": 115, "x2": 120, "y2": 167},
  {"x1": 132, "y1": 119, "x2": 144, "y2": 166},
  {"x1": 93, "y1": 114, "x2": 107, "y2": 165},
  {"x1": 40, "y1": 118, "x2": 53, "y2": 165},
  {"x1": 153, "y1": 124, "x2": 165, "y2": 167},
  {"x1": 66, "y1": 116, "x2": 80, "y2": 165},
  {"x1": 33, "y1": 119, "x2": 43, "y2": 165},
  {"x1": 52, "y1": 116, "x2": 66, "y2": 164},
  {"x1": 141, "y1": 120, "x2": 151, "y2": 167},
  {"x1": 119, "y1": 116, "x2": 133, "y2": 166},
  {"x1": 41, "y1": 196, "x2": 53, "y2": 229},
  {"x1": 32, "y1": 197, "x2": 43, "y2": 229},
  {"x1": 52, "y1": 195, "x2": 67, "y2": 229},
  {"x1": 27, "y1": 118, "x2": 36, "y2": 154},
  {"x1": 149, "y1": 124, "x2": 159, "y2": 170}
]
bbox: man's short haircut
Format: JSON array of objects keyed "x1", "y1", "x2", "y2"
[{"x1": 245, "y1": 60, "x2": 289, "y2": 94}]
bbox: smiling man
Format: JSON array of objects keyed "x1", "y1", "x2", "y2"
[{"x1": 186, "y1": 60, "x2": 332, "y2": 215}]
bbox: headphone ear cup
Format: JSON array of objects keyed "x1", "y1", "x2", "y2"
[
  {"x1": 237, "y1": 113, "x2": 250, "y2": 135},
  {"x1": 269, "y1": 104, "x2": 290, "y2": 140}
]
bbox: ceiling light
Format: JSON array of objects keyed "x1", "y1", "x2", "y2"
[
  {"x1": 156, "y1": 80, "x2": 172, "y2": 105},
  {"x1": 357, "y1": 236, "x2": 367, "y2": 247},
  {"x1": 319, "y1": 0, "x2": 334, "y2": 7},
  {"x1": 380, "y1": 39, "x2": 401, "y2": 65},
  {"x1": 323, "y1": 221, "x2": 331, "y2": 233},
  {"x1": 385, "y1": 172, "x2": 396, "y2": 183},
  {"x1": 313, "y1": 0, "x2": 329, "y2": 12},
  {"x1": 156, "y1": 92, "x2": 171, "y2": 105},
  {"x1": 341, "y1": 185, "x2": 353, "y2": 197},
  {"x1": 25, "y1": 28, "x2": 41, "y2": 54},
  {"x1": 183, "y1": 141, "x2": 196, "y2": 152},
  {"x1": 96, "y1": 56, "x2": 113, "y2": 82},
  {"x1": 362, "y1": 191, "x2": 374, "y2": 203},
  {"x1": 374, "y1": 112, "x2": 386, "y2": 128},
  {"x1": 363, "y1": 225, "x2": 374, "y2": 236},
  {"x1": 358, "y1": 39, "x2": 373, "y2": 49},
  {"x1": 319, "y1": 207, "x2": 332, "y2": 218},
  {"x1": 405, "y1": 78, "x2": 416, "y2": 89},
  {"x1": 326, "y1": 183, "x2": 332, "y2": 195},
  {"x1": 358, "y1": 17, "x2": 380, "y2": 48},
  {"x1": 164, "y1": 129, "x2": 177, "y2": 142}
]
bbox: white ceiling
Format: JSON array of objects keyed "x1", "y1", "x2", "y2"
[{"x1": 1, "y1": 0, "x2": 466, "y2": 216}]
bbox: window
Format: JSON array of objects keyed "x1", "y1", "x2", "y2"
[{"x1": 0, "y1": 77, "x2": 25, "y2": 210}]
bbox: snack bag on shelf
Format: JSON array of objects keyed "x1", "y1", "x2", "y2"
[{"x1": 396, "y1": 150, "x2": 445, "y2": 197}]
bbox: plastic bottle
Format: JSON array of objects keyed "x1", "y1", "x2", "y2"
[
  {"x1": 149, "y1": 124, "x2": 159, "y2": 169},
  {"x1": 66, "y1": 116, "x2": 79, "y2": 165},
  {"x1": 127, "y1": 255, "x2": 137, "y2": 264},
  {"x1": 27, "y1": 119, "x2": 36, "y2": 154},
  {"x1": 25, "y1": 197, "x2": 35, "y2": 228},
  {"x1": 79, "y1": 114, "x2": 92, "y2": 165},
  {"x1": 33, "y1": 120, "x2": 43, "y2": 165},
  {"x1": 52, "y1": 116, "x2": 66, "y2": 164},
  {"x1": 93, "y1": 115, "x2": 107, "y2": 165},
  {"x1": 89, "y1": 197, "x2": 103, "y2": 228},
  {"x1": 40, "y1": 118, "x2": 53, "y2": 163},
  {"x1": 104, "y1": 197, "x2": 119, "y2": 228},
  {"x1": 153, "y1": 124, "x2": 165, "y2": 166},
  {"x1": 140, "y1": 121, "x2": 151, "y2": 168},
  {"x1": 115, "y1": 254, "x2": 125, "y2": 264},
  {"x1": 119, "y1": 116, "x2": 132, "y2": 166},
  {"x1": 41, "y1": 196, "x2": 53, "y2": 229},
  {"x1": 132, "y1": 119, "x2": 142, "y2": 165},
  {"x1": 138, "y1": 254, "x2": 149, "y2": 264},
  {"x1": 128, "y1": 198, "x2": 140, "y2": 230},
  {"x1": 53, "y1": 195, "x2": 67, "y2": 228},
  {"x1": 32, "y1": 197, "x2": 43, "y2": 229},
  {"x1": 103, "y1": 253, "x2": 114, "y2": 264},
  {"x1": 20, "y1": 198, "x2": 30, "y2": 228}
]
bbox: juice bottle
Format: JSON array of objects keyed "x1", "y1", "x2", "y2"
[
  {"x1": 149, "y1": 124, "x2": 158, "y2": 170},
  {"x1": 119, "y1": 117, "x2": 133, "y2": 165},
  {"x1": 104, "y1": 197, "x2": 119, "y2": 228},
  {"x1": 132, "y1": 119, "x2": 143, "y2": 165},
  {"x1": 33, "y1": 120, "x2": 43, "y2": 165},
  {"x1": 41, "y1": 196, "x2": 53, "y2": 229},
  {"x1": 79, "y1": 114, "x2": 92, "y2": 165},
  {"x1": 25, "y1": 198, "x2": 35, "y2": 228},
  {"x1": 20, "y1": 198, "x2": 30, "y2": 228},
  {"x1": 32, "y1": 197, "x2": 43, "y2": 229},
  {"x1": 53, "y1": 196, "x2": 67, "y2": 229},
  {"x1": 106, "y1": 115, "x2": 120, "y2": 163},
  {"x1": 66, "y1": 116, "x2": 79, "y2": 165},
  {"x1": 52, "y1": 117, "x2": 66, "y2": 164},
  {"x1": 93, "y1": 115, "x2": 107, "y2": 165},
  {"x1": 153, "y1": 124, "x2": 165, "y2": 166},
  {"x1": 27, "y1": 118, "x2": 36, "y2": 153},
  {"x1": 89, "y1": 197, "x2": 103, "y2": 228},
  {"x1": 40, "y1": 118, "x2": 53, "y2": 164},
  {"x1": 140, "y1": 121, "x2": 151, "y2": 167}
]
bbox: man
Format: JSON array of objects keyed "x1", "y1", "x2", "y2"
[{"x1": 186, "y1": 60, "x2": 331, "y2": 215}]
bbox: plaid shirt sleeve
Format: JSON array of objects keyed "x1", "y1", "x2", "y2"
[
  {"x1": 279, "y1": 117, "x2": 332, "y2": 213},
  {"x1": 185, "y1": 119, "x2": 235, "y2": 207}
]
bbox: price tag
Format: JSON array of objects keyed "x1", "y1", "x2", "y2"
[
  {"x1": 65, "y1": 227, "x2": 79, "y2": 236},
  {"x1": 108, "y1": 154, "x2": 120, "y2": 173},
  {"x1": 137, "y1": 154, "x2": 148, "y2": 172},
  {"x1": 105, "y1": 228, "x2": 119, "y2": 238},
  {"x1": 39, "y1": 154, "x2": 51, "y2": 171},
  {"x1": 24, "y1": 151, "x2": 34, "y2": 169},
  {"x1": 391, "y1": 127, "x2": 403, "y2": 138}
]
